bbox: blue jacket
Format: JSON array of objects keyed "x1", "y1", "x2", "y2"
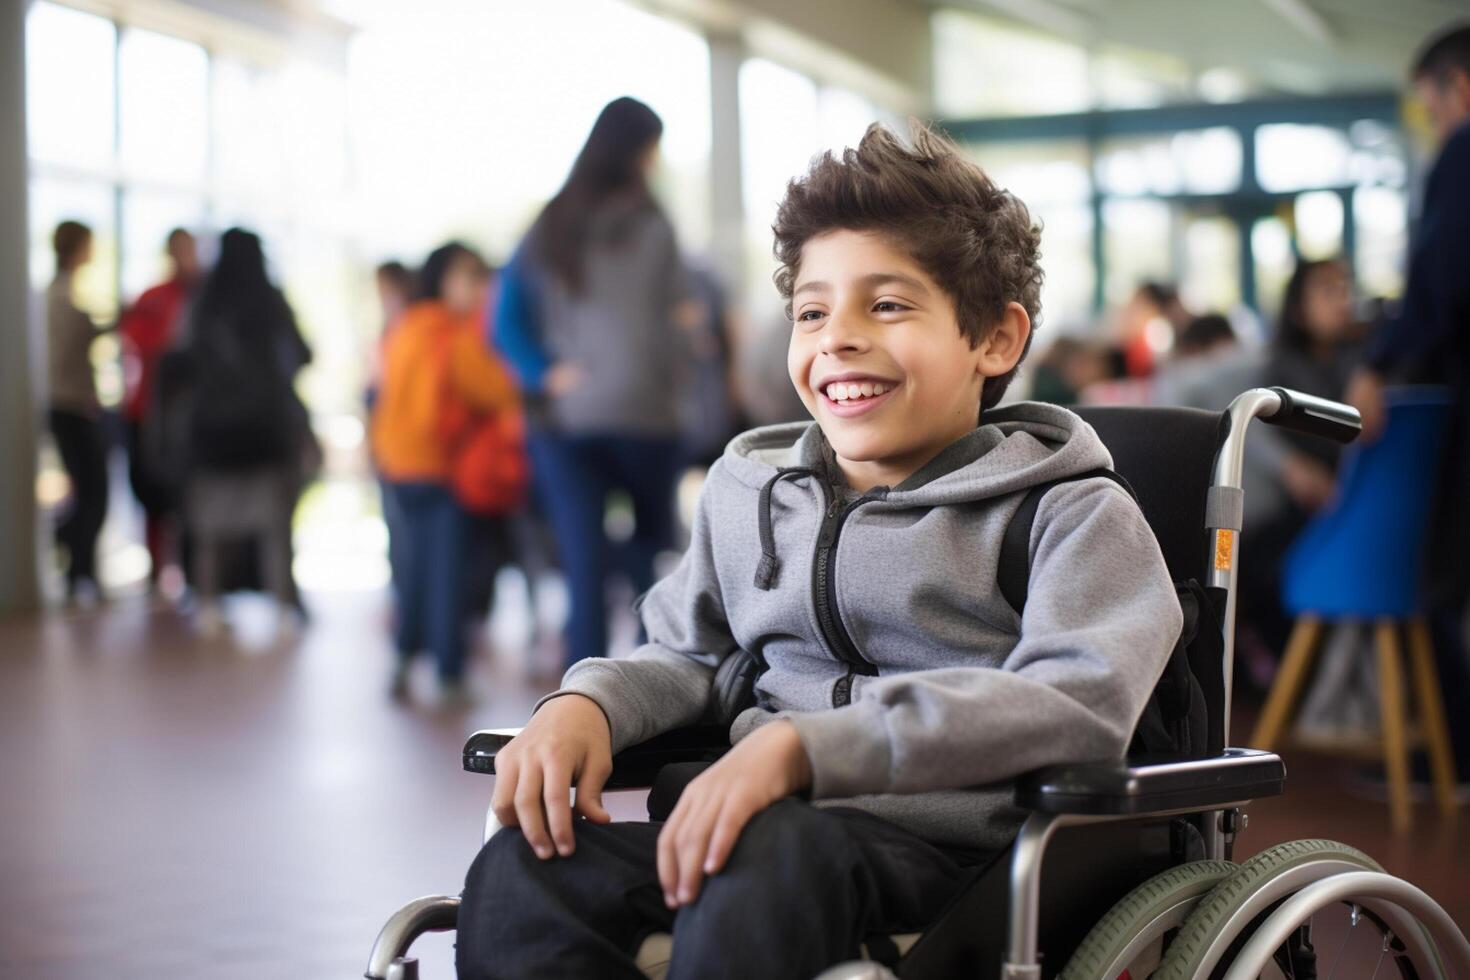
[{"x1": 1366, "y1": 120, "x2": 1470, "y2": 384}]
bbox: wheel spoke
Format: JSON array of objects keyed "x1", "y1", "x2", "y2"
[
  {"x1": 1368, "y1": 930, "x2": 1392, "y2": 980},
  {"x1": 1326, "y1": 904, "x2": 1359, "y2": 980}
]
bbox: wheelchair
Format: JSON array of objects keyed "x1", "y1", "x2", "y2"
[{"x1": 367, "y1": 388, "x2": 1470, "y2": 980}]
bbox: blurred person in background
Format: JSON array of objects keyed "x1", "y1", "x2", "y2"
[
  {"x1": 372, "y1": 242, "x2": 519, "y2": 702},
  {"x1": 495, "y1": 96, "x2": 693, "y2": 667},
  {"x1": 1029, "y1": 335, "x2": 1115, "y2": 406},
  {"x1": 365, "y1": 260, "x2": 415, "y2": 414},
  {"x1": 1114, "y1": 281, "x2": 1192, "y2": 379},
  {"x1": 45, "y1": 220, "x2": 111, "y2": 604},
  {"x1": 1238, "y1": 260, "x2": 1364, "y2": 663},
  {"x1": 181, "y1": 228, "x2": 314, "y2": 633},
  {"x1": 366, "y1": 260, "x2": 417, "y2": 612},
  {"x1": 1345, "y1": 22, "x2": 1470, "y2": 769},
  {"x1": 119, "y1": 228, "x2": 200, "y2": 593}
]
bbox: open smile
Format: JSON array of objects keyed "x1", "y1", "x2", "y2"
[{"x1": 818, "y1": 377, "x2": 900, "y2": 419}]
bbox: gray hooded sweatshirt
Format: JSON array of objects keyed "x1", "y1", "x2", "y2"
[{"x1": 545, "y1": 401, "x2": 1182, "y2": 851}]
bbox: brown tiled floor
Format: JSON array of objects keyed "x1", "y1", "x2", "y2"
[{"x1": 2, "y1": 593, "x2": 1466, "y2": 978}]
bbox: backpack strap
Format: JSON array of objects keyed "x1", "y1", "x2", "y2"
[{"x1": 998, "y1": 468, "x2": 1140, "y2": 615}]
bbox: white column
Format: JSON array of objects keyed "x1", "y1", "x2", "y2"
[
  {"x1": 0, "y1": 0, "x2": 40, "y2": 614},
  {"x1": 707, "y1": 30, "x2": 745, "y2": 296}
]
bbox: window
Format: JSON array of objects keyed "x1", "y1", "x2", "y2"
[
  {"x1": 1252, "y1": 217, "x2": 1295, "y2": 323},
  {"x1": 1179, "y1": 215, "x2": 1240, "y2": 313},
  {"x1": 967, "y1": 141, "x2": 1094, "y2": 328},
  {"x1": 1256, "y1": 124, "x2": 1352, "y2": 193},
  {"x1": 933, "y1": 10, "x2": 1090, "y2": 118},
  {"x1": 118, "y1": 29, "x2": 209, "y2": 186},
  {"x1": 25, "y1": 3, "x2": 116, "y2": 172},
  {"x1": 1294, "y1": 191, "x2": 1345, "y2": 262},
  {"x1": 1354, "y1": 186, "x2": 1407, "y2": 300},
  {"x1": 740, "y1": 57, "x2": 819, "y2": 308},
  {"x1": 1103, "y1": 199, "x2": 1171, "y2": 305},
  {"x1": 1096, "y1": 128, "x2": 1242, "y2": 197}
]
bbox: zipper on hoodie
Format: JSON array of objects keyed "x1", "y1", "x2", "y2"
[{"x1": 812, "y1": 483, "x2": 882, "y2": 707}]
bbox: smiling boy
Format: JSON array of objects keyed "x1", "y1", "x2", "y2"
[{"x1": 457, "y1": 124, "x2": 1180, "y2": 980}]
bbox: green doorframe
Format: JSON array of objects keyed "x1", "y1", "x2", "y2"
[{"x1": 941, "y1": 92, "x2": 1402, "y2": 317}]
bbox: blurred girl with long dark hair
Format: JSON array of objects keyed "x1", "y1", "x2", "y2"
[
  {"x1": 495, "y1": 96, "x2": 692, "y2": 668},
  {"x1": 182, "y1": 228, "x2": 313, "y2": 631}
]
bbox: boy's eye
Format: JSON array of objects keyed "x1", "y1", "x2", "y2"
[
  {"x1": 796, "y1": 310, "x2": 825, "y2": 322},
  {"x1": 873, "y1": 300, "x2": 909, "y2": 313}
]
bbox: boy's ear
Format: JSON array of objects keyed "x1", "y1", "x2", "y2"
[{"x1": 975, "y1": 302, "x2": 1032, "y2": 378}]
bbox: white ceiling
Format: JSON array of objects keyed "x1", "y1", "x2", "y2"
[{"x1": 928, "y1": 0, "x2": 1468, "y2": 96}]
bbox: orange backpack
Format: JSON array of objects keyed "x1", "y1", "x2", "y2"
[{"x1": 436, "y1": 327, "x2": 529, "y2": 516}]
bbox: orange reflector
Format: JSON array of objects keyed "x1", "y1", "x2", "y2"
[{"x1": 1214, "y1": 528, "x2": 1234, "y2": 571}]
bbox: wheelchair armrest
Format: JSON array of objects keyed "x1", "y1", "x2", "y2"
[
  {"x1": 1013, "y1": 748, "x2": 1285, "y2": 816},
  {"x1": 463, "y1": 725, "x2": 731, "y2": 790}
]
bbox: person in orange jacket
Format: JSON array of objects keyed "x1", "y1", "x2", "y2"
[{"x1": 372, "y1": 242, "x2": 517, "y2": 702}]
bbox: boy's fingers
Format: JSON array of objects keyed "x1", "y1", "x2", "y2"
[
  {"x1": 573, "y1": 765, "x2": 612, "y2": 823},
  {"x1": 542, "y1": 761, "x2": 575, "y2": 857},
  {"x1": 513, "y1": 767, "x2": 554, "y2": 859},
  {"x1": 490, "y1": 757, "x2": 519, "y2": 828},
  {"x1": 673, "y1": 796, "x2": 720, "y2": 906},
  {"x1": 656, "y1": 814, "x2": 681, "y2": 905},
  {"x1": 703, "y1": 801, "x2": 751, "y2": 876}
]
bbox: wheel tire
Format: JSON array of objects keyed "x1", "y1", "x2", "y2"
[
  {"x1": 1060, "y1": 860, "x2": 1237, "y2": 980},
  {"x1": 1154, "y1": 839, "x2": 1384, "y2": 980}
]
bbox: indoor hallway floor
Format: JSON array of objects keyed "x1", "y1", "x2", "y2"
[{"x1": 2, "y1": 590, "x2": 1467, "y2": 979}]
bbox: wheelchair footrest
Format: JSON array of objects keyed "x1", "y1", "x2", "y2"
[{"x1": 1014, "y1": 748, "x2": 1285, "y2": 815}]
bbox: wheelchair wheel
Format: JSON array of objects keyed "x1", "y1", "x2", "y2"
[
  {"x1": 1060, "y1": 860, "x2": 1237, "y2": 980},
  {"x1": 1153, "y1": 839, "x2": 1443, "y2": 980}
]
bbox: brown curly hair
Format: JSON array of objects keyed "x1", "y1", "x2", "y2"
[{"x1": 773, "y1": 122, "x2": 1043, "y2": 410}]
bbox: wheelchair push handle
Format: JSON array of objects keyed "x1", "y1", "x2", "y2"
[{"x1": 1260, "y1": 387, "x2": 1361, "y2": 444}]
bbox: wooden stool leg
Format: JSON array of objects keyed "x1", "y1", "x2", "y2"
[
  {"x1": 1407, "y1": 618, "x2": 1460, "y2": 817},
  {"x1": 1375, "y1": 621, "x2": 1413, "y2": 833},
  {"x1": 1252, "y1": 616, "x2": 1324, "y2": 750}
]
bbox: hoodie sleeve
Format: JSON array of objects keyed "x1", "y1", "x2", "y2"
[
  {"x1": 536, "y1": 466, "x2": 737, "y2": 753},
  {"x1": 787, "y1": 479, "x2": 1181, "y2": 799}
]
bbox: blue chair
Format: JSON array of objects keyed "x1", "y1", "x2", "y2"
[{"x1": 1252, "y1": 386, "x2": 1458, "y2": 832}]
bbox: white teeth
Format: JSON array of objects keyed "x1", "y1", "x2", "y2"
[{"x1": 824, "y1": 380, "x2": 892, "y2": 402}]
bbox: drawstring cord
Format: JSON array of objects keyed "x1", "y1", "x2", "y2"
[{"x1": 754, "y1": 467, "x2": 819, "y2": 590}]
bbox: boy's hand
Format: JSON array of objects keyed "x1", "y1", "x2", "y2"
[
  {"x1": 657, "y1": 720, "x2": 812, "y2": 909},
  {"x1": 490, "y1": 694, "x2": 613, "y2": 860}
]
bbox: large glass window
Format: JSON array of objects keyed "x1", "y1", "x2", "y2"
[
  {"x1": 25, "y1": 3, "x2": 116, "y2": 172},
  {"x1": 933, "y1": 10, "x2": 1090, "y2": 118},
  {"x1": 1179, "y1": 215, "x2": 1240, "y2": 313},
  {"x1": 1252, "y1": 216, "x2": 1295, "y2": 323},
  {"x1": 1103, "y1": 199, "x2": 1171, "y2": 305},
  {"x1": 739, "y1": 57, "x2": 819, "y2": 309},
  {"x1": 1096, "y1": 128, "x2": 1242, "y2": 197},
  {"x1": 968, "y1": 141, "x2": 1095, "y2": 330},
  {"x1": 118, "y1": 29, "x2": 209, "y2": 186},
  {"x1": 1354, "y1": 186, "x2": 1408, "y2": 301},
  {"x1": 1294, "y1": 191, "x2": 1345, "y2": 262}
]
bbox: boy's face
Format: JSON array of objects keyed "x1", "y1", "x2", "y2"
[{"x1": 787, "y1": 229, "x2": 1023, "y2": 490}]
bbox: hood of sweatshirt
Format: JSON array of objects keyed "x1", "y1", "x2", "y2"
[{"x1": 721, "y1": 401, "x2": 1116, "y2": 585}]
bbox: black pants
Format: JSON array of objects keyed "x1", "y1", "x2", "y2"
[
  {"x1": 457, "y1": 799, "x2": 976, "y2": 980},
  {"x1": 49, "y1": 408, "x2": 110, "y2": 589}
]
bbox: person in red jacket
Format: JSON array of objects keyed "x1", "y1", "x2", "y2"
[{"x1": 119, "y1": 228, "x2": 200, "y2": 590}]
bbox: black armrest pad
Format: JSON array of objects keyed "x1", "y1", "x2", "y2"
[
  {"x1": 464, "y1": 725, "x2": 731, "y2": 790},
  {"x1": 1014, "y1": 748, "x2": 1285, "y2": 816}
]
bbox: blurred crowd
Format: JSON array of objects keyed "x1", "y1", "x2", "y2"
[{"x1": 40, "y1": 29, "x2": 1469, "y2": 718}]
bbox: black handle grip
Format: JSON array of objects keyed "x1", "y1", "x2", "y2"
[{"x1": 1263, "y1": 387, "x2": 1361, "y2": 444}]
